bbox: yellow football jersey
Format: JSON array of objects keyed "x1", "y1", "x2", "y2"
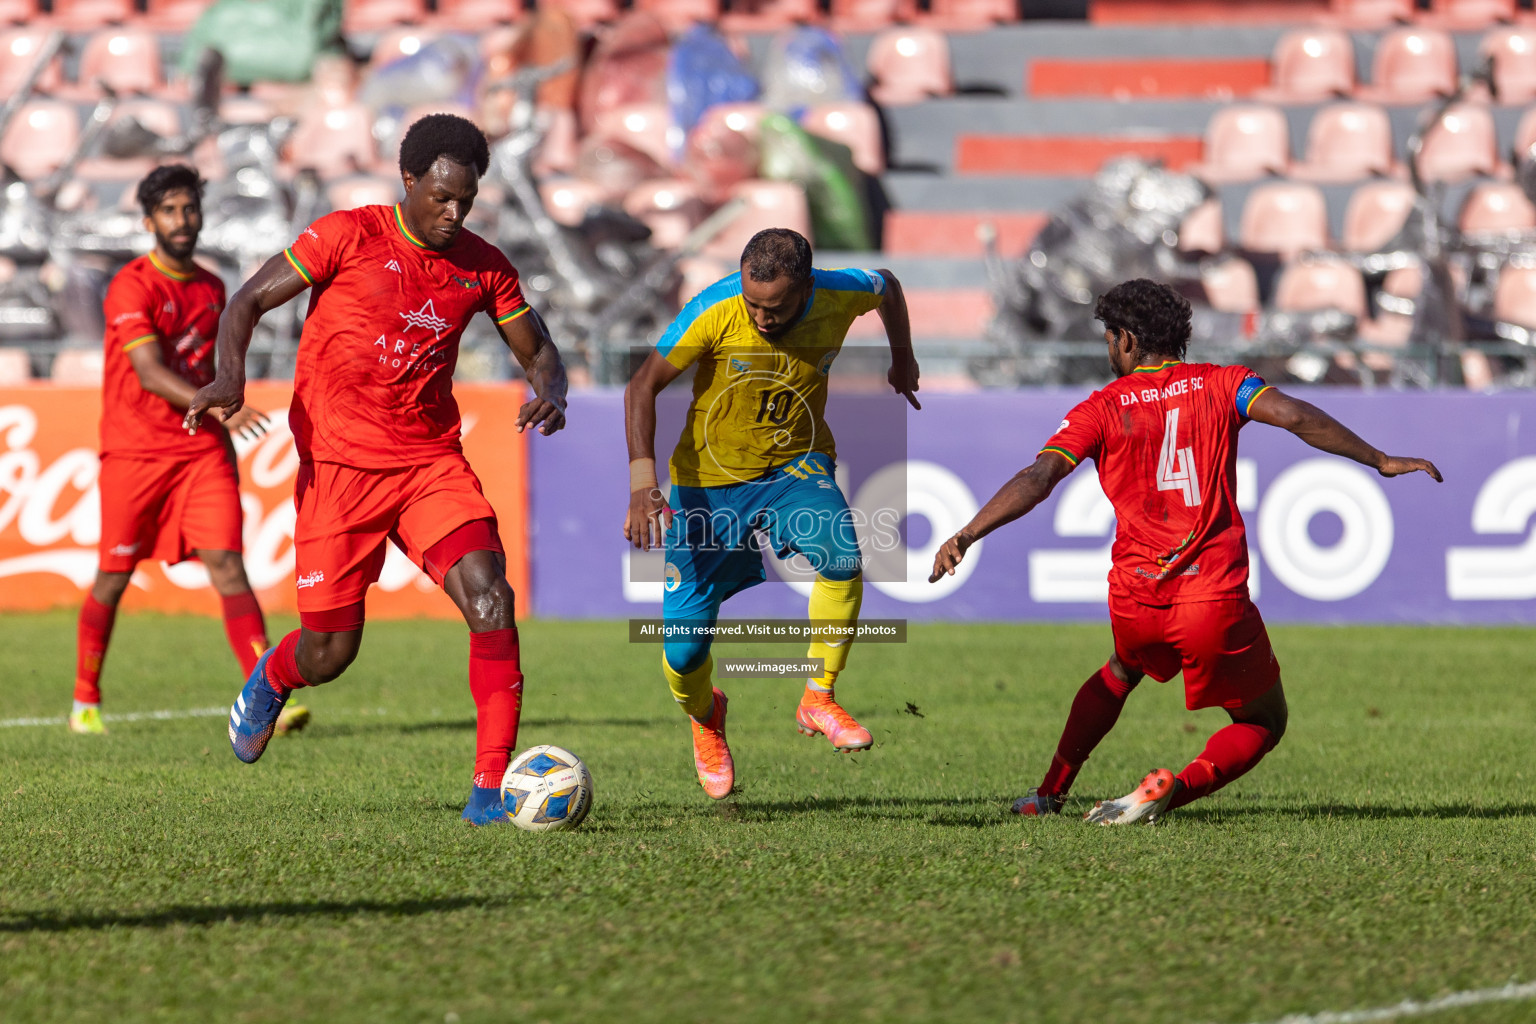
[{"x1": 657, "y1": 268, "x2": 886, "y2": 488}]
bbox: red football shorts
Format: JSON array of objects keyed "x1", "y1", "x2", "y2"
[
  {"x1": 98, "y1": 448, "x2": 243, "y2": 572},
  {"x1": 1108, "y1": 593, "x2": 1280, "y2": 711},
  {"x1": 292, "y1": 454, "x2": 503, "y2": 616}
]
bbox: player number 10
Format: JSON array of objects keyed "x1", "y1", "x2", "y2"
[{"x1": 757, "y1": 388, "x2": 795, "y2": 426}]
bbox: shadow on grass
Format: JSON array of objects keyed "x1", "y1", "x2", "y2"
[
  {"x1": 0, "y1": 895, "x2": 522, "y2": 934},
  {"x1": 726, "y1": 794, "x2": 1019, "y2": 828},
  {"x1": 1172, "y1": 802, "x2": 1536, "y2": 822},
  {"x1": 304, "y1": 716, "x2": 665, "y2": 739}
]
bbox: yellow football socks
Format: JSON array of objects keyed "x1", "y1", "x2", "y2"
[
  {"x1": 664, "y1": 652, "x2": 716, "y2": 721},
  {"x1": 807, "y1": 573, "x2": 863, "y2": 690}
]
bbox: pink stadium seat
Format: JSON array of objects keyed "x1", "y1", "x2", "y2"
[
  {"x1": 1190, "y1": 104, "x2": 1289, "y2": 184},
  {"x1": 1429, "y1": 0, "x2": 1516, "y2": 29},
  {"x1": 685, "y1": 102, "x2": 767, "y2": 202},
  {"x1": 867, "y1": 27, "x2": 953, "y2": 106},
  {"x1": 624, "y1": 178, "x2": 707, "y2": 250},
  {"x1": 0, "y1": 347, "x2": 30, "y2": 384},
  {"x1": 1416, "y1": 103, "x2": 1500, "y2": 183},
  {"x1": 562, "y1": 0, "x2": 622, "y2": 29},
  {"x1": 370, "y1": 28, "x2": 439, "y2": 71},
  {"x1": 926, "y1": 0, "x2": 1015, "y2": 28},
  {"x1": 0, "y1": 28, "x2": 64, "y2": 96},
  {"x1": 533, "y1": 108, "x2": 581, "y2": 177},
  {"x1": 75, "y1": 99, "x2": 181, "y2": 181},
  {"x1": 540, "y1": 178, "x2": 610, "y2": 226},
  {"x1": 703, "y1": 180, "x2": 812, "y2": 260},
  {"x1": 802, "y1": 102, "x2": 884, "y2": 176},
  {"x1": 1274, "y1": 255, "x2": 1368, "y2": 317},
  {"x1": 677, "y1": 255, "x2": 732, "y2": 305},
  {"x1": 1292, "y1": 102, "x2": 1395, "y2": 182},
  {"x1": 0, "y1": 0, "x2": 37, "y2": 25},
  {"x1": 1459, "y1": 181, "x2": 1536, "y2": 233},
  {"x1": 1329, "y1": 0, "x2": 1414, "y2": 27},
  {"x1": 1178, "y1": 198, "x2": 1223, "y2": 254},
  {"x1": 592, "y1": 103, "x2": 676, "y2": 171},
  {"x1": 73, "y1": 28, "x2": 163, "y2": 98},
  {"x1": 50, "y1": 347, "x2": 104, "y2": 385},
  {"x1": 1261, "y1": 28, "x2": 1355, "y2": 102},
  {"x1": 829, "y1": 0, "x2": 918, "y2": 28},
  {"x1": 143, "y1": 0, "x2": 213, "y2": 31},
  {"x1": 1200, "y1": 255, "x2": 1260, "y2": 313},
  {"x1": 0, "y1": 99, "x2": 78, "y2": 181},
  {"x1": 1360, "y1": 263, "x2": 1421, "y2": 347},
  {"x1": 634, "y1": 0, "x2": 719, "y2": 32},
  {"x1": 1493, "y1": 264, "x2": 1536, "y2": 328},
  {"x1": 327, "y1": 176, "x2": 401, "y2": 211},
  {"x1": 432, "y1": 0, "x2": 520, "y2": 29},
  {"x1": 285, "y1": 103, "x2": 379, "y2": 178},
  {"x1": 1483, "y1": 28, "x2": 1536, "y2": 105},
  {"x1": 1342, "y1": 180, "x2": 1417, "y2": 250},
  {"x1": 1239, "y1": 182, "x2": 1329, "y2": 257},
  {"x1": 721, "y1": 0, "x2": 820, "y2": 31},
  {"x1": 1360, "y1": 28, "x2": 1457, "y2": 104},
  {"x1": 343, "y1": 0, "x2": 427, "y2": 34},
  {"x1": 48, "y1": 0, "x2": 134, "y2": 30}
]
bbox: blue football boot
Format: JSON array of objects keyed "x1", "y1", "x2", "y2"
[
  {"x1": 462, "y1": 785, "x2": 512, "y2": 826},
  {"x1": 228, "y1": 648, "x2": 288, "y2": 764}
]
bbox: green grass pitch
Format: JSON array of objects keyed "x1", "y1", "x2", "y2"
[{"x1": 3, "y1": 611, "x2": 1535, "y2": 1024}]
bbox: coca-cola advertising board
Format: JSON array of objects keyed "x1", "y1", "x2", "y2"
[{"x1": 0, "y1": 382, "x2": 530, "y2": 618}]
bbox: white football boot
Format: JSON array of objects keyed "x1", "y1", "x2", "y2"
[{"x1": 1083, "y1": 768, "x2": 1176, "y2": 825}]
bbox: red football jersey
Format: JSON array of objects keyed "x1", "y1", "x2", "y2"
[
  {"x1": 1040, "y1": 360, "x2": 1272, "y2": 603},
  {"x1": 101, "y1": 252, "x2": 228, "y2": 457},
  {"x1": 283, "y1": 204, "x2": 530, "y2": 468}
]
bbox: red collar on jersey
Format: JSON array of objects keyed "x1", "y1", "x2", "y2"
[
  {"x1": 147, "y1": 250, "x2": 195, "y2": 282},
  {"x1": 1131, "y1": 359, "x2": 1183, "y2": 374}
]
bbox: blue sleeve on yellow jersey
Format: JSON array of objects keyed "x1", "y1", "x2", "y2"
[
  {"x1": 813, "y1": 267, "x2": 885, "y2": 296},
  {"x1": 1235, "y1": 375, "x2": 1273, "y2": 418},
  {"x1": 657, "y1": 272, "x2": 743, "y2": 363}
]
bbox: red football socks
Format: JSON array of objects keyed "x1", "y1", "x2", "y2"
[
  {"x1": 263, "y1": 630, "x2": 308, "y2": 696},
  {"x1": 73, "y1": 594, "x2": 117, "y2": 705},
  {"x1": 220, "y1": 590, "x2": 270, "y2": 676},
  {"x1": 469, "y1": 627, "x2": 523, "y2": 789},
  {"x1": 1038, "y1": 661, "x2": 1139, "y2": 796},
  {"x1": 1169, "y1": 722, "x2": 1277, "y2": 810}
]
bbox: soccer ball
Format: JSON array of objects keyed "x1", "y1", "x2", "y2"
[{"x1": 501, "y1": 745, "x2": 594, "y2": 832}]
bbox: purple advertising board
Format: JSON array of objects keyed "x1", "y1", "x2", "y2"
[{"x1": 529, "y1": 389, "x2": 1536, "y2": 624}]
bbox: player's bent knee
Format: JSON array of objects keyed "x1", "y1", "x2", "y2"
[
  {"x1": 461, "y1": 576, "x2": 515, "y2": 631},
  {"x1": 663, "y1": 636, "x2": 712, "y2": 676}
]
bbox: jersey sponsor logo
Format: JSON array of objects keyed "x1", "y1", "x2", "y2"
[
  {"x1": 1059, "y1": 418, "x2": 1070, "y2": 431},
  {"x1": 296, "y1": 570, "x2": 325, "y2": 589},
  {"x1": 729, "y1": 357, "x2": 752, "y2": 374},
  {"x1": 451, "y1": 275, "x2": 480, "y2": 289},
  {"x1": 398, "y1": 299, "x2": 451, "y2": 339},
  {"x1": 385, "y1": 259, "x2": 402, "y2": 274},
  {"x1": 1156, "y1": 408, "x2": 1202, "y2": 507}
]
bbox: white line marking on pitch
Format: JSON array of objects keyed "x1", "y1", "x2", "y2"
[
  {"x1": 1239, "y1": 980, "x2": 1536, "y2": 1024},
  {"x1": 0, "y1": 707, "x2": 395, "y2": 729}
]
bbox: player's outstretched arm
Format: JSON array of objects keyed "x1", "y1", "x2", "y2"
[
  {"x1": 498, "y1": 307, "x2": 567, "y2": 436},
  {"x1": 129, "y1": 343, "x2": 270, "y2": 441},
  {"x1": 623, "y1": 350, "x2": 685, "y2": 551},
  {"x1": 928, "y1": 452, "x2": 1076, "y2": 582},
  {"x1": 184, "y1": 251, "x2": 309, "y2": 434},
  {"x1": 1247, "y1": 387, "x2": 1443, "y2": 481},
  {"x1": 875, "y1": 269, "x2": 920, "y2": 410}
]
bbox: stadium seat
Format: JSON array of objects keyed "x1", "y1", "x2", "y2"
[
  {"x1": 634, "y1": 0, "x2": 719, "y2": 32},
  {"x1": 343, "y1": 0, "x2": 427, "y2": 33},
  {"x1": 539, "y1": 178, "x2": 609, "y2": 227},
  {"x1": 48, "y1": 0, "x2": 134, "y2": 30},
  {"x1": 702, "y1": 180, "x2": 811, "y2": 260},
  {"x1": 561, "y1": 0, "x2": 621, "y2": 29},
  {"x1": 1493, "y1": 263, "x2": 1536, "y2": 328},
  {"x1": 1291, "y1": 102, "x2": 1395, "y2": 182},
  {"x1": 1274, "y1": 255, "x2": 1368, "y2": 318},
  {"x1": 720, "y1": 0, "x2": 820, "y2": 31},
  {"x1": 50, "y1": 347, "x2": 104, "y2": 385},
  {"x1": 0, "y1": 99, "x2": 79, "y2": 181},
  {"x1": 1481, "y1": 27, "x2": 1536, "y2": 105},
  {"x1": 623, "y1": 178, "x2": 706, "y2": 250},
  {"x1": 1360, "y1": 262, "x2": 1420, "y2": 347},
  {"x1": 1329, "y1": 0, "x2": 1414, "y2": 27},
  {"x1": 0, "y1": 346, "x2": 30, "y2": 384},
  {"x1": 801, "y1": 102, "x2": 884, "y2": 176},
  {"x1": 143, "y1": 0, "x2": 212, "y2": 32},
  {"x1": 1178, "y1": 198, "x2": 1223, "y2": 254},
  {"x1": 328, "y1": 177, "x2": 400, "y2": 212},
  {"x1": 1342, "y1": 179, "x2": 1417, "y2": 250},
  {"x1": 1239, "y1": 182, "x2": 1329, "y2": 257},
  {"x1": 533, "y1": 108, "x2": 581, "y2": 177},
  {"x1": 926, "y1": 0, "x2": 1015, "y2": 28},
  {"x1": 1200, "y1": 255, "x2": 1260, "y2": 313},
  {"x1": 1360, "y1": 28, "x2": 1457, "y2": 103},
  {"x1": 1428, "y1": 0, "x2": 1516, "y2": 29},
  {"x1": 285, "y1": 103, "x2": 379, "y2": 178},
  {"x1": 677, "y1": 255, "x2": 731, "y2": 304},
  {"x1": 0, "y1": 28, "x2": 65, "y2": 96},
  {"x1": 592, "y1": 103, "x2": 676, "y2": 171},
  {"x1": 685, "y1": 102, "x2": 767, "y2": 202},
  {"x1": 830, "y1": 0, "x2": 918, "y2": 29},
  {"x1": 1261, "y1": 28, "x2": 1355, "y2": 102},
  {"x1": 867, "y1": 27, "x2": 954, "y2": 106},
  {"x1": 370, "y1": 28, "x2": 439, "y2": 71},
  {"x1": 432, "y1": 0, "x2": 520, "y2": 29},
  {"x1": 1460, "y1": 181, "x2": 1536, "y2": 233},
  {"x1": 0, "y1": 0, "x2": 37, "y2": 25},
  {"x1": 72, "y1": 28, "x2": 163, "y2": 98},
  {"x1": 1190, "y1": 104, "x2": 1289, "y2": 184},
  {"x1": 1415, "y1": 103, "x2": 1501, "y2": 183},
  {"x1": 75, "y1": 99, "x2": 181, "y2": 181}
]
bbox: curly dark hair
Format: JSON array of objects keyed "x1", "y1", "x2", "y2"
[
  {"x1": 741, "y1": 228, "x2": 812, "y2": 283},
  {"x1": 136, "y1": 164, "x2": 203, "y2": 217},
  {"x1": 1094, "y1": 279, "x2": 1192, "y2": 360},
  {"x1": 398, "y1": 113, "x2": 490, "y2": 178}
]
